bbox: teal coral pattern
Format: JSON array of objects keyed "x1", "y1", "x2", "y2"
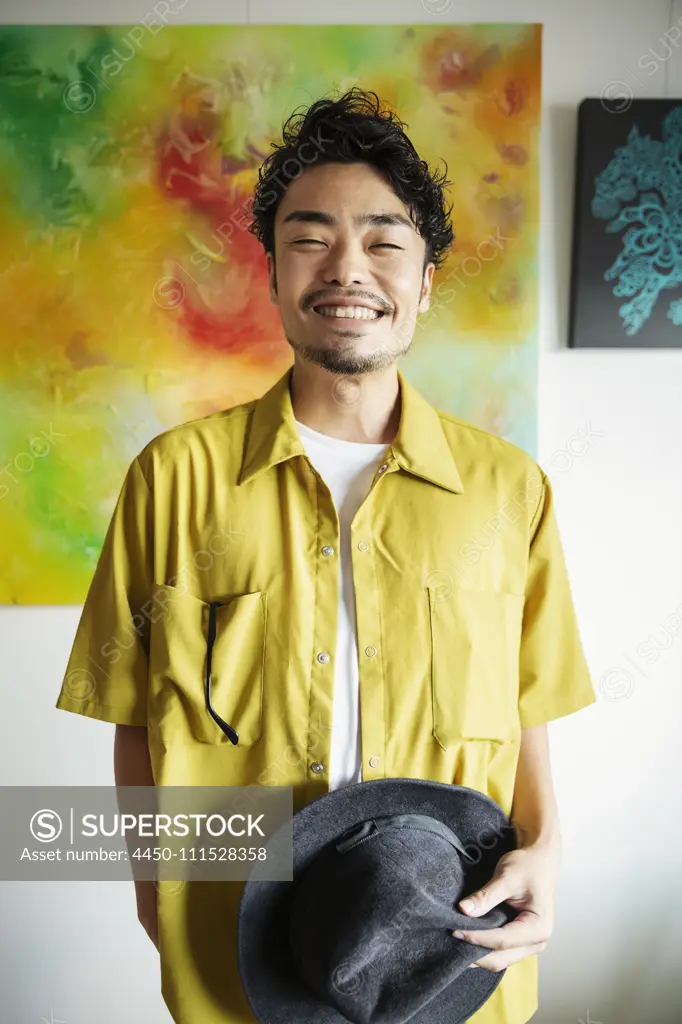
[{"x1": 591, "y1": 106, "x2": 682, "y2": 336}]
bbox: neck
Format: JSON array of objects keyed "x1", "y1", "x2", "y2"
[{"x1": 289, "y1": 360, "x2": 401, "y2": 444}]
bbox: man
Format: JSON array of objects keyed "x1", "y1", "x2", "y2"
[{"x1": 56, "y1": 88, "x2": 597, "y2": 1024}]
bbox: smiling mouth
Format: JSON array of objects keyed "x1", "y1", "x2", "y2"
[{"x1": 311, "y1": 305, "x2": 387, "y2": 322}]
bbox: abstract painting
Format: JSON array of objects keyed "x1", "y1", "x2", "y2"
[
  {"x1": 569, "y1": 97, "x2": 682, "y2": 348},
  {"x1": 0, "y1": 24, "x2": 542, "y2": 603}
]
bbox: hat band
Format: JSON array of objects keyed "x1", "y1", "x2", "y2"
[{"x1": 334, "y1": 813, "x2": 477, "y2": 862}]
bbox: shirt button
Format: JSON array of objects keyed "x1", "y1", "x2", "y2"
[
  {"x1": 365, "y1": 645, "x2": 377, "y2": 658},
  {"x1": 317, "y1": 652, "x2": 330, "y2": 664},
  {"x1": 357, "y1": 541, "x2": 369, "y2": 552},
  {"x1": 311, "y1": 762, "x2": 324, "y2": 774},
  {"x1": 321, "y1": 545, "x2": 334, "y2": 557},
  {"x1": 368, "y1": 756, "x2": 380, "y2": 768},
  {"x1": 377, "y1": 463, "x2": 388, "y2": 474}
]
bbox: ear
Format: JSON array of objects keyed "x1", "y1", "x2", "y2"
[
  {"x1": 265, "y1": 252, "x2": 279, "y2": 306},
  {"x1": 418, "y1": 262, "x2": 435, "y2": 314}
]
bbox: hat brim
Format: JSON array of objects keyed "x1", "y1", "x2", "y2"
[{"x1": 238, "y1": 777, "x2": 518, "y2": 1024}]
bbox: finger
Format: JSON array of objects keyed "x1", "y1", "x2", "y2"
[
  {"x1": 468, "y1": 940, "x2": 548, "y2": 973},
  {"x1": 453, "y1": 910, "x2": 546, "y2": 950},
  {"x1": 459, "y1": 880, "x2": 514, "y2": 917},
  {"x1": 458, "y1": 863, "x2": 528, "y2": 917}
]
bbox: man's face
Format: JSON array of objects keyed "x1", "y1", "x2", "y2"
[{"x1": 265, "y1": 161, "x2": 434, "y2": 375}]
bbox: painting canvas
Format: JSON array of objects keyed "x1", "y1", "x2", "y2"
[
  {"x1": 0, "y1": 24, "x2": 542, "y2": 604},
  {"x1": 569, "y1": 97, "x2": 682, "y2": 348}
]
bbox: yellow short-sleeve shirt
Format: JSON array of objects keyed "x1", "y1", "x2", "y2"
[{"x1": 56, "y1": 364, "x2": 597, "y2": 1024}]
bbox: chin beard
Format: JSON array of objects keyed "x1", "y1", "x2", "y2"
[{"x1": 284, "y1": 334, "x2": 411, "y2": 376}]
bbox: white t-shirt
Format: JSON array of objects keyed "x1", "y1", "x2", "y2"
[{"x1": 295, "y1": 418, "x2": 389, "y2": 791}]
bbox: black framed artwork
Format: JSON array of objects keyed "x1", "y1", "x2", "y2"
[{"x1": 569, "y1": 98, "x2": 682, "y2": 348}]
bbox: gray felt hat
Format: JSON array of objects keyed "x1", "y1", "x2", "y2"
[{"x1": 237, "y1": 777, "x2": 520, "y2": 1024}]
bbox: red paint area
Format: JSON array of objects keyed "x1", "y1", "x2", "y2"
[{"x1": 154, "y1": 84, "x2": 283, "y2": 357}]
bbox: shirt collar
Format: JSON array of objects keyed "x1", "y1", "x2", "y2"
[{"x1": 239, "y1": 365, "x2": 464, "y2": 494}]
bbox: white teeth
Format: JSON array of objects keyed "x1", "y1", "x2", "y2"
[{"x1": 315, "y1": 306, "x2": 382, "y2": 320}]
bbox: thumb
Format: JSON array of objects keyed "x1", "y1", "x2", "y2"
[
  {"x1": 459, "y1": 856, "x2": 513, "y2": 916},
  {"x1": 459, "y1": 881, "x2": 501, "y2": 917}
]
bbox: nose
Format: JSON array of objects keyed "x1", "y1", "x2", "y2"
[{"x1": 320, "y1": 238, "x2": 371, "y2": 288}]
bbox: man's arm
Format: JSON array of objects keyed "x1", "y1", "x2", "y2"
[
  {"x1": 114, "y1": 724, "x2": 154, "y2": 786},
  {"x1": 451, "y1": 471, "x2": 596, "y2": 968},
  {"x1": 510, "y1": 723, "x2": 561, "y2": 851},
  {"x1": 451, "y1": 724, "x2": 561, "y2": 969},
  {"x1": 114, "y1": 725, "x2": 159, "y2": 951}
]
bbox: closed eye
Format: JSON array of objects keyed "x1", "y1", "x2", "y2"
[{"x1": 292, "y1": 239, "x2": 403, "y2": 250}]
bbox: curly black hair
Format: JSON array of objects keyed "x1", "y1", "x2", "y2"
[{"x1": 247, "y1": 87, "x2": 455, "y2": 272}]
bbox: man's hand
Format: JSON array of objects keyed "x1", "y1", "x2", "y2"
[
  {"x1": 452, "y1": 836, "x2": 561, "y2": 972},
  {"x1": 135, "y1": 879, "x2": 160, "y2": 952}
]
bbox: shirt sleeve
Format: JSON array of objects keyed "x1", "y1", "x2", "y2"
[
  {"x1": 517, "y1": 469, "x2": 597, "y2": 728},
  {"x1": 55, "y1": 454, "x2": 154, "y2": 726}
]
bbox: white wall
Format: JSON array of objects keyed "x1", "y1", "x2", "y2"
[{"x1": 1, "y1": 1, "x2": 681, "y2": 1022}]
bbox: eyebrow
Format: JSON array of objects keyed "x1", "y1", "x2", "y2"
[{"x1": 280, "y1": 209, "x2": 415, "y2": 231}]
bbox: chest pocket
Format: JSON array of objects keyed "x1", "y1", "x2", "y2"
[
  {"x1": 149, "y1": 585, "x2": 267, "y2": 746},
  {"x1": 428, "y1": 586, "x2": 524, "y2": 747}
]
